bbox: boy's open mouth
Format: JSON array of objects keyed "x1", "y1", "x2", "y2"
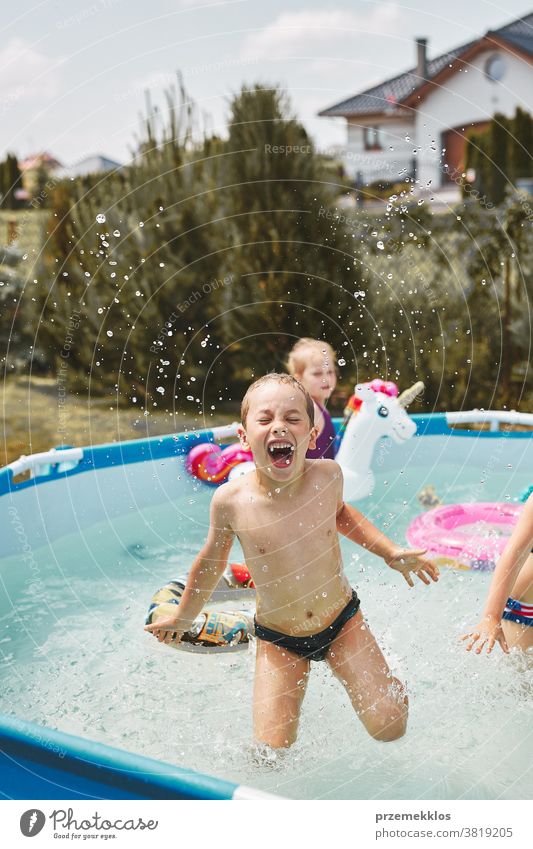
[{"x1": 267, "y1": 440, "x2": 294, "y2": 467}]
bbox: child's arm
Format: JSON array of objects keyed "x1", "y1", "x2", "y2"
[
  {"x1": 463, "y1": 495, "x2": 533, "y2": 655},
  {"x1": 332, "y1": 459, "x2": 439, "y2": 586},
  {"x1": 336, "y1": 500, "x2": 438, "y2": 585},
  {"x1": 144, "y1": 488, "x2": 234, "y2": 644}
]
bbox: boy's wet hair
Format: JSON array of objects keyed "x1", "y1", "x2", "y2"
[
  {"x1": 286, "y1": 338, "x2": 337, "y2": 376},
  {"x1": 241, "y1": 373, "x2": 315, "y2": 427}
]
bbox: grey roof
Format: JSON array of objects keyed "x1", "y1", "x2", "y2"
[{"x1": 319, "y1": 12, "x2": 533, "y2": 118}]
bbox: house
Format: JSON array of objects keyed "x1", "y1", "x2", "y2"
[
  {"x1": 18, "y1": 152, "x2": 63, "y2": 195},
  {"x1": 319, "y1": 12, "x2": 533, "y2": 196},
  {"x1": 59, "y1": 154, "x2": 123, "y2": 179}
]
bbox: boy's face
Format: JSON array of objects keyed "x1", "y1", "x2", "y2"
[
  {"x1": 296, "y1": 356, "x2": 337, "y2": 404},
  {"x1": 239, "y1": 382, "x2": 317, "y2": 480}
]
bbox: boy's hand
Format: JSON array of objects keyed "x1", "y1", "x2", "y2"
[
  {"x1": 385, "y1": 547, "x2": 439, "y2": 587},
  {"x1": 461, "y1": 616, "x2": 509, "y2": 655},
  {"x1": 144, "y1": 617, "x2": 189, "y2": 645}
]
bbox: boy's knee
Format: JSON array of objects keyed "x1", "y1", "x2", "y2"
[
  {"x1": 263, "y1": 729, "x2": 297, "y2": 749},
  {"x1": 366, "y1": 679, "x2": 408, "y2": 742},
  {"x1": 370, "y1": 715, "x2": 407, "y2": 743}
]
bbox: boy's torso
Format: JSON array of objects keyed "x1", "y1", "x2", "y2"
[{"x1": 222, "y1": 461, "x2": 352, "y2": 633}]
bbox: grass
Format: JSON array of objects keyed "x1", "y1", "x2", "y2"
[
  {"x1": 0, "y1": 374, "x2": 237, "y2": 467},
  {"x1": 0, "y1": 209, "x2": 49, "y2": 257}
]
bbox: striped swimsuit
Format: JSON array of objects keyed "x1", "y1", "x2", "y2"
[{"x1": 502, "y1": 598, "x2": 533, "y2": 627}]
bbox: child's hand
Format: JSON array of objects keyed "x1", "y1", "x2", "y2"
[
  {"x1": 385, "y1": 547, "x2": 439, "y2": 587},
  {"x1": 144, "y1": 617, "x2": 188, "y2": 645},
  {"x1": 461, "y1": 617, "x2": 509, "y2": 655}
]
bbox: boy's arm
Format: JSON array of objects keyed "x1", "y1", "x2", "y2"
[
  {"x1": 334, "y1": 465, "x2": 439, "y2": 587},
  {"x1": 144, "y1": 487, "x2": 235, "y2": 643},
  {"x1": 463, "y1": 495, "x2": 533, "y2": 655}
]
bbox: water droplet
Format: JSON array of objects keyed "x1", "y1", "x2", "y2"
[
  {"x1": 338, "y1": 358, "x2": 346, "y2": 366},
  {"x1": 262, "y1": 565, "x2": 268, "y2": 572},
  {"x1": 106, "y1": 330, "x2": 113, "y2": 337},
  {"x1": 96, "y1": 213, "x2": 106, "y2": 224},
  {"x1": 376, "y1": 241, "x2": 384, "y2": 250},
  {"x1": 156, "y1": 386, "x2": 165, "y2": 394},
  {"x1": 97, "y1": 307, "x2": 103, "y2": 314},
  {"x1": 139, "y1": 221, "x2": 144, "y2": 228},
  {"x1": 113, "y1": 229, "x2": 120, "y2": 237}
]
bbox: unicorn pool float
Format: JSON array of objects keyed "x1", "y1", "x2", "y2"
[
  {"x1": 186, "y1": 378, "x2": 424, "y2": 501},
  {"x1": 335, "y1": 379, "x2": 424, "y2": 501}
]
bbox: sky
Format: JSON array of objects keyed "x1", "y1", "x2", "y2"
[{"x1": 1, "y1": 0, "x2": 532, "y2": 166}]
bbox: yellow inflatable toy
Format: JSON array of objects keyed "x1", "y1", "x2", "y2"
[{"x1": 145, "y1": 579, "x2": 254, "y2": 653}]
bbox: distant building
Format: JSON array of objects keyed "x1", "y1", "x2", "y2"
[
  {"x1": 18, "y1": 152, "x2": 62, "y2": 195},
  {"x1": 58, "y1": 154, "x2": 123, "y2": 179},
  {"x1": 319, "y1": 12, "x2": 533, "y2": 195}
]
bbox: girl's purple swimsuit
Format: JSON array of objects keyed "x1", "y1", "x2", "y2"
[{"x1": 306, "y1": 403, "x2": 336, "y2": 460}]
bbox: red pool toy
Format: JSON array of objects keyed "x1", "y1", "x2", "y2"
[{"x1": 186, "y1": 442, "x2": 253, "y2": 485}]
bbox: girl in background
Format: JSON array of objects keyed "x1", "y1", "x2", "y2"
[{"x1": 287, "y1": 338, "x2": 337, "y2": 460}]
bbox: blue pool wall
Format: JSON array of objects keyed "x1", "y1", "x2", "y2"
[
  {"x1": 0, "y1": 413, "x2": 530, "y2": 560},
  {"x1": 2, "y1": 413, "x2": 531, "y2": 500},
  {"x1": 0, "y1": 714, "x2": 246, "y2": 800}
]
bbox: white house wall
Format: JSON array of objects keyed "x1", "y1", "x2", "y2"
[
  {"x1": 344, "y1": 116, "x2": 415, "y2": 184},
  {"x1": 415, "y1": 48, "x2": 533, "y2": 187}
]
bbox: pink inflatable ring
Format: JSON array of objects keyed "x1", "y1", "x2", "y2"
[{"x1": 406, "y1": 502, "x2": 522, "y2": 571}]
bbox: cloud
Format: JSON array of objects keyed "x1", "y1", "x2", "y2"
[
  {"x1": 177, "y1": 0, "x2": 242, "y2": 6},
  {"x1": 241, "y1": 5, "x2": 402, "y2": 61},
  {"x1": 0, "y1": 38, "x2": 62, "y2": 105}
]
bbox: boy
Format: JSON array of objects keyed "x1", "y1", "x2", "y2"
[{"x1": 145, "y1": 374, "x2": 439, "y2": 749}]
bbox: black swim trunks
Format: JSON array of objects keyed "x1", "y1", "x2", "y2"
[{"x1": 254, "y1": 589, "x2": 360, "y2": 662}]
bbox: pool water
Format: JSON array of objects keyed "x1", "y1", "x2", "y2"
[{"x1": 0, "y1": 434, "x2": 532, "y2": 800}]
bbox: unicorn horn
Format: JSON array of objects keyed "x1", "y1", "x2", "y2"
[{"x1": 397, "y1": 380, "x2": 425, "y2": 408}]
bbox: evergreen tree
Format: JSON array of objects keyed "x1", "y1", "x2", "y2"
[
  {"x1": 213, "y1": 84, "x2": 368, "y2": 395},
  {"x1": 429, "y1": 195, "x2": 533, "y2": 408},
  {"x1": 465, "y1": 109, "x2": 533, "y2": 204},
  {"x1": 487, "y1": 113, "x2": 510, "y2": 205},
  {"x1": 32, "y1": 77, "x2": 225, "y2": 421},
  {"x1": 509, "y1": 107, "x2": 533, "y2": 182},
  {"x1": 464, "y1": 129, "x2": 491, "y2": 198},
  {"x1": 0, "y1": 153, "x2": 23, "y2": 209}
]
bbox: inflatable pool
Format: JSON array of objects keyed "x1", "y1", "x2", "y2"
[{"x1": 1, "y1": 409, "x2": 533, "y2": 800}]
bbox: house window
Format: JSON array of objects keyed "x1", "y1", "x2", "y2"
[
  {"x1": 484, "y1": 53, "x2": 506, "y2": 82},
  {"x1": 364, "y1": 126, "x2": 383, "y2": 150}
]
